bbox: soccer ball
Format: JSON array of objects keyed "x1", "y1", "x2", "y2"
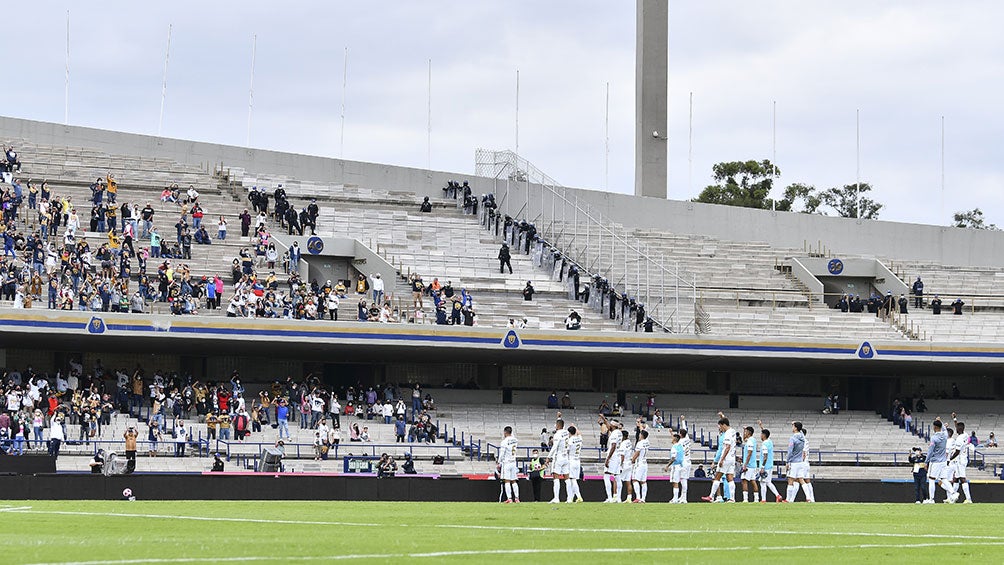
[{"x1": 122, "y1": 488, "x2": 133, "y2": 498}]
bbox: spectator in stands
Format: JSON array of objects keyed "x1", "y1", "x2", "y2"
[
  {"x1": 931, "y1": 295, "x2": 943, "y2": 315},
  {"x1": 522, "y1": 281, "x2": 535, "y2": 301},
  {"x1": 420, "y1": 197, "x2": 432, "y2": 213},
  {"x1": 984, "y1": 432, "x2": 998, "y2": 448},
  {"x1": 912, "y1": 277, "x2": 924, "y2": 308},
  {"x1": 402, "y1": 453, "x2": 416, "y2": 474},
  {"x1": 952, "y1": 298, "x2": 965, "y2": 315},
  {"x1": 561, "y1": 393, "x2": 573, "y2": 409},
  {"x1": 546, "y1": 392, "x2": 558, "y2": 409},
  {"x1": 952, "y1": 382, "x2": 960, "y2": 398},
  {"x1": 898, "y1": 294, "x2": 908, "y2": 314},
  {"x1": 539, "y1": 428, "x2": 550, "y2": 450},
  {"x1": 564, "y1": 310, "x2": 582, "y2": 330},
  {"x1": 694, "y1": 465, "x2": 707, "y2": 478}
]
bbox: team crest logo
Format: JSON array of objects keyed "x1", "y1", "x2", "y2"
[
  {"x1": 857, "y1": 341, "x2": 875, "y2": 359},
  {"x1": 87, "y1": 317, "x2": 106, "y2": 334},
  {"x1": 306, "y1": 236, "x2": 324, "y2": 255},
  {"x1": 501, "y1": 330, "x2": 521, "y2": 349},
  {"x1": 827, "y1": 258, "x2": 844, "y2": 275}
]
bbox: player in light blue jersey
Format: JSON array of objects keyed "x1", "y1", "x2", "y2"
[
  {"x1": 663, "y1": 432, "x2": 685, "y2": 503},
  {"x1": 785, "y1": 421, "x2": 808, "y2": 502},
  {"x1": 925, "y1": 418, "x2": 958, "y2": 503},
  {"x1": 756, "y1": 422, "x2": 782, "y2": 503},
  {"x1": 740, "y1": 426, "x2": 760, "y2": 503}
]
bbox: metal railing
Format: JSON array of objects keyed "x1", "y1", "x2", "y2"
[{"x1": 474, "y1": 149, "x2": 697, "y2": 333}]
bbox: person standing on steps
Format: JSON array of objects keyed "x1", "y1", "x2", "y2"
[{"x1": 498, "y1": 243, "x2": 512, "y2": 274}]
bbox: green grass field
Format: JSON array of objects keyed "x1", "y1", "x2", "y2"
[{"x1": 1, "y1": 500, "x2": 1003, "y2": 564}]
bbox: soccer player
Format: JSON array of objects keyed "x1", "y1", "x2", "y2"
[
  {"x1": 546, "y1": 419, "x2": 571, "y2": 503},
  {"x1": 756, "y1": 422, "x2": 782, "y2": 503},
  {"x1": 678, "y1": 427, "x2": 692, "y2": 503},
  {"x1": 567, "y1": 425, "x2": 584, "y2": 503},
  {"x1": 617, "y1": 429, "x2": 634, "y2": 503},
  {"x1": 785, "y1": 421, "x2": 810, "y2": 502},
  {"x1": 925, "y1": 418, "x2": 958, "y2": 503},
  {"x1": 702, "y1": 416, "x2": 736, "y2": 502},
  {"x1": 949, "y1": 419, "x2": 973, "y2": 503},
  {"x1": 602, "y1": 420, "x2": 622, "y2": 503},
  {"x1": 740, "y1": 426, "x2": 760, "y2": 502},
  {"x1": 631, "y1": 429, "x2": 650, "y2": 502},
  {"x1": 664, "y1": 432, "x2": 685, "y2": 503},
  {"x1": 499, "y1": 426, "x2": 520, "y2": 503},
  {"x1": 800, "y1": 427, "x2": 815, "y2": 502}
]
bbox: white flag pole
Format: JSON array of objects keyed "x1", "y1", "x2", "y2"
[
  {"x1": 340, "y1": 47, "x2": 348, "y2": 159},
  {"x1": 157, "y1": 24, "x2": 173, "y2": 137},
  {"x1": 605, "y1": 81, "x2": 610, "y2": 191},
  {"x1": 246, "y1": 34, "x2": 257, "y2": 148},
  {"x1": 856, "y1": 108, "x2": 861, "y2": 219},
  {"x1": 427, "y1": 58, "x2": 432, "y2": 170},
  {"x1": 65, "y1": 10, "x2": 70, "y2": 125}
]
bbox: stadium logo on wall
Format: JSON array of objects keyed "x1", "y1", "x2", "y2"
[
  {"x1": 87, "y1": 317, "x2": 107, "y2": 334},
  {"x1": 501, "y1": 330, "x2": 521, "y2": 349},
  {"x1": 306, "y1": 236, "x2": 324, "y2": 255},
  {"x1": 827, "y1": 258, "x2": 844, "y2": 275},
  {"x1": 857, "y1": 341, "x2": 876, "y2": 359}
]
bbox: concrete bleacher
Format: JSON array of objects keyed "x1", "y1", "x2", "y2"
[{"x1": 707, "y1": 307, "x2": 906, "y2": 341}]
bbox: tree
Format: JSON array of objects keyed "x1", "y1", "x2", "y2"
[
  {"x1": 819, "y1": 183, "x2": 882, "y2": 219},
  {"x1": 693, "y1": 160, "x2": 780, "y2": 209},
  {"x1": 953, "y1": 208, "x2": 999, "y2": 230},
  {"x1": 775, "y1": 183, "x2": 823, "y2": 214}
]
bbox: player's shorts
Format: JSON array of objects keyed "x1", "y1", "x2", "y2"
[
  {"x1": 760, "y1": 468, "x2": 774, "y2": 482},
  {"x1": 951, "y1": 462, "x2": 967, "y2": 479},
  {"x1": 569, "y1": 460, "x2": 582, "y2": 480},
  {"x1": 928, "y1": 461, "x2": 947, "y2": 480},
  {"x1": 552, "y1": 457, "x2": 570, "y2": 476},
  {"x1": 717, "y1": 457, "x2": 736, "y2": 476},
  {"x1": 788, "y1": 461, "x2": 810, "y2": 479},
  {"x1": 500, "y1": 461, "x2": 518, "y2": 481},
  {"x1": 631, "y1": 463, "x2": 648, "y2": 482},
  {"x1": 604, "y1": 462, "x2": 621, "y2": 476},
  {"x1": 682, "y1": 462, "x2": 692, "y2": 480},
  {"x1": 741, "y1": 467, "x2": 760, "y2": 481},
  {"x1": 619, "y1": 465, "x2": 633, "y2": 482},
  {"x1": 670, "y1": 465, "x2": 684, "y2": 483}
]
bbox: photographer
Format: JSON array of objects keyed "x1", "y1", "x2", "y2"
[{"x1": 909, "y1": 447, "x2": 927, "y2": 503}]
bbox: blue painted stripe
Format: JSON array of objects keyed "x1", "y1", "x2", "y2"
[{"x1": 522, "y1": 338, "x2": 856, "y2": 355}]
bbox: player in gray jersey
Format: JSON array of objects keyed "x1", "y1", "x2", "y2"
[{"x1": 925, "y1": 419, "x2": 958, "y2": 503}]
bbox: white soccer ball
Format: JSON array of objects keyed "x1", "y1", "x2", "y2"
[{"x1": 122, "y1": 488, "x2": 133, "y2": 498}]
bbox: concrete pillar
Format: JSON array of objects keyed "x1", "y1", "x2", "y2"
[{"x1": 634, "y1": 0, "x2": 668, "y2": 199}]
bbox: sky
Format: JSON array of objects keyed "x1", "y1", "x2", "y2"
[{"x1": 4, "y1": 1, "x2": 1003, "y2": 227}]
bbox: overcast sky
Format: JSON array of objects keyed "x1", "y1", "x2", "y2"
[{"x1": 5, "y1": 1, "x2": 1003, "y2": 227}]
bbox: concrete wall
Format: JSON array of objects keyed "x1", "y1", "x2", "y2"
[{"x1": 5, "y1": 115, "x2": 1004, "y2": 266}]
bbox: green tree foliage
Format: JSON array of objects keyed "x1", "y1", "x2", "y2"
[
  {"x1": 953, "y1": 208, "x2": 999, "y2": 230},
  {"x1": 775, "y1": 183, "x2": 823, "y2": 214},
  {"x1": 693, "y1": 160, "x2": 779, "y2": 209},
  {"x1": 819, "y1": 183, "x2": 883, "y2": 219}
]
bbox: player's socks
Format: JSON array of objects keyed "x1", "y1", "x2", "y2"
[
  {"x1": 786, "y1": 484, "x2": 797, "y2": 502},
  {"x1": 504, "y1": 483, "x2": 512, "y2": 500},
  {"x1": 641, "y1": 483, "x2": 648, "y2": 502},
  {"x1": 511, "y1": 483, "x2": 519, "y2": 501},
  {"x1": 764, "y1": 479, "x2": 780, "y2": 499},
  {"x1": 680, "y1": 479, "x2": 688, "y2": 502},
  {"x1": 803, "y1": 483, "x2": 814, "y2": 502},
  {"x1": 551, "y1": 479, "x2": 561, "y2": 502},
  {"x1": 631, "y1": 480, "x2": 640, "y2": 501},
  {"x1": 928, "y1": 480, "x2": 936, "y2": 500},
  {"x1": 742, "y1": 490, "x2": 748, "y2": 502},
  {"x1": 565, "y1": 479, "x2": 575, "y2": 502},
  {"x1": 709, "y1": 480, "x2": 720, "y2": 498},
  {"x1": 672, "y1": 486, "x2": 680, "y2": 503},
  {"x1": 724, "y1": 481, "x2": 733, "y2": 501},
  {"x1": 961, "y1": 482, "x2": 972, "y2": 501},
  {"x1": 603, "y1": 477, "x2": 612, "y2": 501}
]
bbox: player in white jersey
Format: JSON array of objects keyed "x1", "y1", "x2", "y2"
[
  {"x1": 602, "y1": 420, "x2": 622, "y2": 503},
  {"x1": 756, "y1": 421, "x2": 782, "y2": 503},
  {"x1": 631, "y1": 429, "x2": 651, "y2": 502},
  {"x1": 498, "y1": 426, "x2": 520, "y2": 503},
  {"x1": 546, "y1": 419, "x2": 571, "y2": 503},
  {"x1": 950, "y1": 419, "x2": 973, "y2": 503},
  {"x1": 740, "y1": 426, "x2": 760, "y2": 503},
  {"x1": 566, "y1": 426, "x2": 584, "y2": 503},
  {"x1": 678, "y1": 428, "x2": 692, "y2": 503},
  {"x1": 616, "y1": 430, "x2": 634, "y2": 502},
  {"x1": 800, "y1": 427, "x2": 815, "y2": 502},
  {"x1": 702, "y1": 415, "x2": 736, "y2": 502}
]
